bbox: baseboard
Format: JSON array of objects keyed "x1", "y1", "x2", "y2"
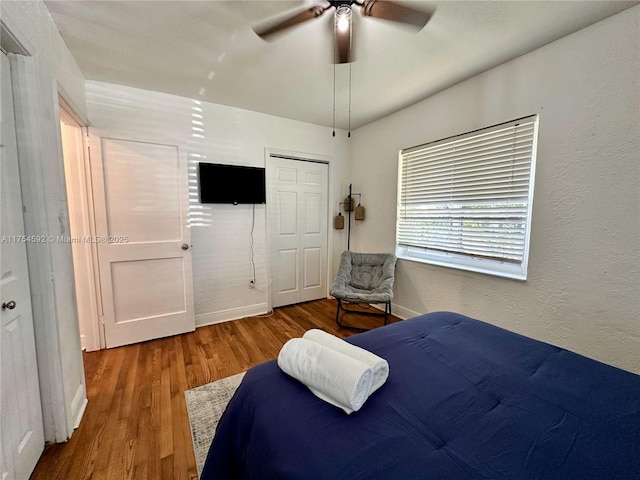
[
  {"x1": 390, "y1": 303, "x2": 423, "y2": 320},
  {"x1": 367, "y1": 302, "x2": 423, "y2": 320},
  {"x1": 73, "y1": 399, "x2": 88, "y2": 430},
  {"x1": 70, "y1": 384, "x2": 88, "y2": 431},
  {"x1": 195, "y1": 303, "x2": 270, "y2": 327}
]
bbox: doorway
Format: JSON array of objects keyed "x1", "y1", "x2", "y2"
[{"x1": 59, "y1": 105, "x2": 102, "y2": 351}]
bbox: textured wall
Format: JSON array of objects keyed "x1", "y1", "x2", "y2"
[
  {"x1": 86, "y1": 82, "x2": 351, "y2": 325},
  {"x1": 349, "y1": 7, "x2": 640, "y2": 373}
]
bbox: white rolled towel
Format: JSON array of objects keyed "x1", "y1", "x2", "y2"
[
  {"x1": 303, "y1": 329, "x2": 389, "y2": 393},
  {"x1": 277, "y1": 338, "x2": 373, "y2": 414}
]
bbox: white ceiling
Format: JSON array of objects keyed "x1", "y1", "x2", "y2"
[{"x1": 45, "y1": 0, "x2": 637, "y2": 129}]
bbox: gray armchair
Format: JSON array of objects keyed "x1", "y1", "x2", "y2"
[{"x1": 330, "y1": 251, "x2": 397, "y2": 331}]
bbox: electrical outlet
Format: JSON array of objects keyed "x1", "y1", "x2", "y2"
[{"x1": 249, "y1": 279, "x2": 255, "y2": 288}]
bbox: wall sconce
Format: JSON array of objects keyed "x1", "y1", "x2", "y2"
[
  {"x1": 336, "y1": 184, "x2": 365, "y2": 249},
  {"x1": 343, "y1": 196, "x2": 355, "y2": 212},
  {"x1": 350, "y1": 192, "x2": 364, "y2": 220}
]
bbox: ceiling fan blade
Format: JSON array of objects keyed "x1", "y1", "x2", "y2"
[
  {"x1": 335, "y1": 27, "x2": 351, "y2": 64},
  {"x1": 254, "y1": 4, "x2": 329, "y2": 40},
  {"x1": 360, "y1": 0, "x2": 435, "y2": 30}
]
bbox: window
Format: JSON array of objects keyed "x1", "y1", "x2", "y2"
[{"x1": 396, "y1": 115, "x2": 538, "y2": 280}]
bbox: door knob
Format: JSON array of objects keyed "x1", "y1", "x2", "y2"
[
  {"x1": 2, "y1": 300, "x2": 16, "y2": 310},
  {"x1": 181, "y1": 243, "x2": 190, "y2": 250}
]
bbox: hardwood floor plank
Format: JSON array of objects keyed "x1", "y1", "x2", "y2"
[
  {"x1": 159, "y1": 344, "x2": 174, "y2": 460},
  {"x1": 30, "y1": 299, "x2": 401, "y2": 479}
]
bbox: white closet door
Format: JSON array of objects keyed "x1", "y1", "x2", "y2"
[{"x1": 268, "y1": 156, "x2": 328, "y2": 308}]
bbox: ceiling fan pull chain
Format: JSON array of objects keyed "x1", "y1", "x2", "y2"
[
  {"x1": 348, "y1": 62, "x2": 352, "y2": 138},
  {"x1": 333, "y1": 61, "x2": 336, "y2": 137},
  {"x1": 332, "y1": 17, "x2": 337, "y2": 138}
]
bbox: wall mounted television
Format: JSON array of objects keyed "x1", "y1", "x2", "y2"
[{"x1": 198, "y1": 162, "x2": 266, "y2": 205}]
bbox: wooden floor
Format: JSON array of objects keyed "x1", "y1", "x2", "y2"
[{"x1": 31, "y1": 299, "x2": 400, "y2": 480}]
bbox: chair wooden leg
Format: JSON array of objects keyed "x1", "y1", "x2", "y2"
[{"x1": 335, "y1": 299, "x2": 390, "y2": 332}]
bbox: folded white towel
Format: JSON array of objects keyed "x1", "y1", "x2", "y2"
[
  {"x1": 303, "y1": 329, "x2": 389, "y2": 393},
  {"x1": 277, "y1": 338, "x2": 373, "y2": 414}
]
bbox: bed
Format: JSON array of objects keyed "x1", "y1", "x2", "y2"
[{"x1": 201, "y1": 311, "x2": 640, "y2": 479}]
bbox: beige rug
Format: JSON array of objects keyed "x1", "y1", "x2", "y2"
[{"x1": 185, "y1": 372, "x2": 246, "y2": 477}]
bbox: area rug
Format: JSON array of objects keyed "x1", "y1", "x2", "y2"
[{"x1": 185, "y1": 372, "x2": 246, "y2": 477}]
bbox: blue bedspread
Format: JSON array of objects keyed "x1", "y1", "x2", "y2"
[{"x1": 201, "y1": 312, "x2": 640, "y2": 479}]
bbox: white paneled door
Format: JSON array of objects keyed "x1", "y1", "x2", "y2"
[
  {"x1": 268, "y1": 156, "x2": 328, "y2": 308},
  {"x1": 1, "y1": 51, "x2": 45, "y2": 480},
  {"x1": 90, "y1": 132, "x2": 195, "y2": 348}
]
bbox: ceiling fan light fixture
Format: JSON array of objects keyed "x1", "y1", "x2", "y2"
[{"x1": 335, "y1": 5, "x2": 352, "y2": 32}]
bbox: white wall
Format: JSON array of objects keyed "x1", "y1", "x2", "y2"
[
  {"x1": 349, "y1": 6, "x2": 640, "y2": 374},
  {"x1": 1, "y1": 0, "x2": 87, "y2": 440},
  {"x1": 86, "y1": 81, "x2": 351, "y2": 325}
]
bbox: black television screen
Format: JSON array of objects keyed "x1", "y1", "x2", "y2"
[{"x1": 198, "y1": 162, "x2": 266, "y2": 204}]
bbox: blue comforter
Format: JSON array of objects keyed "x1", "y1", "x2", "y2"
[{"x1": 201, "y1": 312, "x2": 640, "y2": 479}]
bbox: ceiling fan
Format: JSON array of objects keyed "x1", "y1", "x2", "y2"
[{"x1": 253, "y1": 0, "x2": 436, "y2": 64}]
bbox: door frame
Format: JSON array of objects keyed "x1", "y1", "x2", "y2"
[
  {"x1": 59, "y1": 100, "x2": 103, "y2": 352},
  {"x1": 265, "y1": 148, "x2": 333, "y2": 310}
]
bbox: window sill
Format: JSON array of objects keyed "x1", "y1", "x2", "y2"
[{"x1": 396, "y1": 245, "x2": 527, "y2": 281}]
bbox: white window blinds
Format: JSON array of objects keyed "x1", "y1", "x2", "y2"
[{"x1": 397, "y1": 115, "x2": 538, "y2": 279}]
